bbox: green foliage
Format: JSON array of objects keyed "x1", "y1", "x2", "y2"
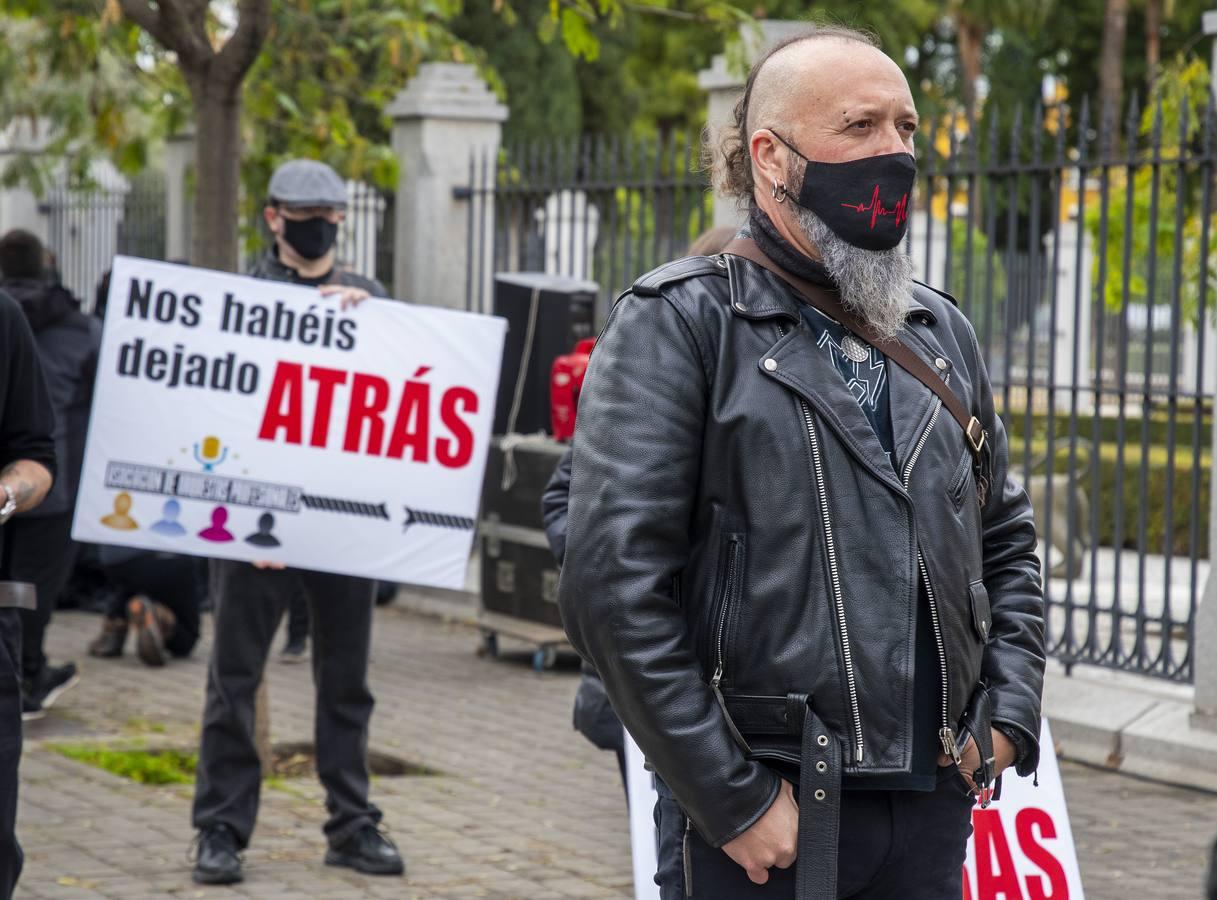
[
  {"x1": 945, "y1": 217, "x2": 1008, "y2": 333},
  {"x1": 51, "y1": 744, "x2": 198, "y2": 785},
  {"x1": 1084, "y1": 56, "x2": 1217, "y2": 326}
]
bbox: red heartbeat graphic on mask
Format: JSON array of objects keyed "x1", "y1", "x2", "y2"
[{"x1": 840, "y1": 185, "x2": 909, "y2": 229}]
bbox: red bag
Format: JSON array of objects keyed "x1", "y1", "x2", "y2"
[{"x1": 550, "y1": 337, "x2": 596, "y2": 441}]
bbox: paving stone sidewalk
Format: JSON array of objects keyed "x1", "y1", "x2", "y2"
[{"x1": 12, "y1": 602, "x2": 1217, "y2": 899}]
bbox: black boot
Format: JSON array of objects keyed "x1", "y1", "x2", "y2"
[
  {"x1": 192, "y1": 824, "x2": 243, "y2": 885},
  {"x1": 324, "y1": 825, "x2": 404, "y2": 876}
]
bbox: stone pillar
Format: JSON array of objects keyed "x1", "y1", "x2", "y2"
[
  {"x1": 388, "y1": 63, "x2": 507, "y2": 310},
  {"x1": 698, "y1": 21, "x2": 812, "y2": 232},
  {"x1": 164, "y1": 129, "x2": 195, "y2": 263},
  {"x1": 1194, "y1": 403, "x2": 1217, "y2": 730}
]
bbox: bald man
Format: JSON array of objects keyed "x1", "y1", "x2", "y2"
[{"x1": 558, "y1": 27, "x2": 1044, "y2": 899}]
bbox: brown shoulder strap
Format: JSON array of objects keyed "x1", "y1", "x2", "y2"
[{"x1": 722, "y1": 237, "x2": 987, "y2": 462}]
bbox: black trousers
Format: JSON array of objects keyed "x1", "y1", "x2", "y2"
[
  {"x1": 3, "y1": 514, "x2": 77, "y2": 679},
  {"x1": 103, "y1": 554, "x2": 203, "y2": 657},
  {"x1": 191, "y1": 561, "x2": 380, "y2": 848},
  {"x1": 0, "y1": 610, "x2": 24, "y2": 900},
  {"x1": 655, "y1": 767, "x2": 975, "y2": 899}
]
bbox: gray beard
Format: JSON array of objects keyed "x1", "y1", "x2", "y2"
[{"x1": 791, "y1": 205, "x2": 914, "y2": 341}]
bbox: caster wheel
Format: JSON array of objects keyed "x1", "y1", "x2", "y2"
[
  {"x1": 480, "y1": 632, "x2": 499, "y2": 658},
  {"x1": 533, "y1": 646, "x2": 556, "y2": 671}
]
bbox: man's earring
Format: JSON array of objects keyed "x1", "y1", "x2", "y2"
[{"x1": 772, "y1": 180, "x2": 788, "y2": 203}]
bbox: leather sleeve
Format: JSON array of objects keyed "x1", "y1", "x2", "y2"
[
  {"x1": 558, "y1": 290, "x2": 781, "y2": 846},
  {"x1": 540, "y1": 446, "x2": 573, "y2": 563},
  {"x1": 969, "y1": 326, "x2": 1046, "y2": 775}
]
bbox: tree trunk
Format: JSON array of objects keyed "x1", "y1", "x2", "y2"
[
  {"x1": 1145, "y1": 0, "x2": 1162, "y2": 95},
  {"x1": 189, "y1": 77, "x2": 243, "y2": 272},
  {"x1": 1099, "y1": 0, "x2": 1129, "y2": 128},
  {"x1": 955, "y1": 14, "x2": 985, "y2": 126}
]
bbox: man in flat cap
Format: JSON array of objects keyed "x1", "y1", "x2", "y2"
[{"x1": 190, "y1": 159, "x2": 403, "y2": 884}]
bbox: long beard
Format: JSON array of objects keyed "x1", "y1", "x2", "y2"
[{"x1": 790, "y1": 204, "x2": 914, "y2": 341}]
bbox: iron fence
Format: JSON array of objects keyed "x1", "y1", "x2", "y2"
[{"x1": 464, "y1": 101, "x2": 1215, "y2": 684}]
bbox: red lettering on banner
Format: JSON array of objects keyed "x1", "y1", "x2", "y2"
[
  {"x1": 387, "y1": 370, "x2": 431, "y2": 462},
  {"x1": 973, "y1": 808, "x2": 1023, "y2": 900},
  {"x1": 308, "y1": 366, "x2": 348, "y2": 448},
  {"x1": 343, "y1": 373, "x2": 390, "y2": 455},
  {"x1": 1016, "y1": 808, "x2": 1069, "y2": 900},
  {"x1": 962, "y1": 865, "x2": 973, "y2": 900},
  {"x1": 437, "y1": 387, "x2": 478, "y2": 468},
  {"x1": 258, "y1": 362, "x2": 304, "y2": 444},
  {"x1": 256, "y1": 362, "x2": 480, "y2": 468}
]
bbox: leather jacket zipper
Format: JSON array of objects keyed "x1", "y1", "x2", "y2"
[
  {"x1": 773, "y1": 322, "x2": 864, "y2": 764},
  {"x1": 901, "y1": 395, "x2": 962, "y2": 763},
  {"x1": 683, "y1": 815, "x2": 694, "y2": 896},
  {"x1": 709, "y1": 537, "x2": 741, "y2": 689},
  {"x1": 800, "y1": 396, "x2": 864, "y2": 764},
  {"x1": 709, "y1": 538, "x2": 752, "y2": 753}
]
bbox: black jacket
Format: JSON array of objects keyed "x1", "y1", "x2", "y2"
[
  {"x1": 558, "y1": 253, "x2": 1044, "y2": 847},
  {"x1": 2, "y1": 278, "x2": 100, "y2": 517}
]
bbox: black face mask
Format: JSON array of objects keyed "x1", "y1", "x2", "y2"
[
  {"x1": 771, "y1": 132, "x2": 916, "y2": 252},
  {"x1": 281, "y1": 215, "x2": 339, "y2": 260}
]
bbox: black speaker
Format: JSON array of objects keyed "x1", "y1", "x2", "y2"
[
  {"x1": 482, "y1": 436, "x2": 567, "y2": 532},
  {"x1": 492, "y1": 272, "x2": 597, "y2": 436}
]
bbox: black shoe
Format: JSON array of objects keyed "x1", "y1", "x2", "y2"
[
  {"x1": 324, "y1": 825, "x2": 404, "y2": 876},
  {"x1": 192, "y1": 825, "x2": 243, "y2": 885},
  {"x1": 22, "y1": 663, "x2": 79, "y2": 721},
  {"x1": 87, "y1": 615, "x2": 128, "y2": 658},
  {"x1": 279, "y1": 635, "x2": 308, "y2": 664}
]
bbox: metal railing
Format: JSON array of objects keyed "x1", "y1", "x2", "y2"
[{"x1": 464, "y1": 103, "x2": 1215, "y2": 683}]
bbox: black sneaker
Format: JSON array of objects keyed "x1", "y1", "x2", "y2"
[
  {"x1": 324, "y1": 825, "x2": 404, "y2": 876},
  {"x1": 22, "y1": 663, "x2": 79, "y2": 722},
  {"x1": 192, "y1": 824, "x2": 243, "y2": 885},
  {"x1": 279, "y1": 635, "x2": 308, "y2": 664}
]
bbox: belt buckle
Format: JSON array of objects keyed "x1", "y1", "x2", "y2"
[{"x1": 966, "y1": 416, "x2": 986, "y2": 454}]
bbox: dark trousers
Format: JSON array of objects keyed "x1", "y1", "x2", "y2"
[
  {"x1": 286, "y1": 588, "x2": 309, "y2": 644},
  {"x1": 3, "y1": 514, "x2": 77, "y2": 679},
  {"x1": 104, "y1": 554, "x2": 203, "y2": 657},
  {"x1": 191, "y1": 561, "x2": 380, "y2": 848},
  {"x1": 655, "y1": 767, "x2": 975, "y2": 899},
  {"x1": 0, "y1": 610, "x2": 24, "y2": 900}
]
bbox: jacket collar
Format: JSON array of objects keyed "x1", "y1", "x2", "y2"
[{"x1": 723, "y1": 253, "x2": 937, "y2": 327}]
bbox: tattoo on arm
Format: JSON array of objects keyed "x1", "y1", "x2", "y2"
[{"x1": 1, "y1": 460, "x2": 53, "y2": 513}]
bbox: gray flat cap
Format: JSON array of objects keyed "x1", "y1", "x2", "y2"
[{"x1": 268, "y1": 159, "x2": 348, "y2": 209}]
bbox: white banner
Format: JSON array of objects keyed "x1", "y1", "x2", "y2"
[
  {"x1": 963, "y1": 720, "x2": 1084, "y2": 900},
  {"x1": 627, "y1": 719, "x2": 1082, "y2": 899},
  {"x1": 72, "y1": 256, "x2": 506, "y2": 589}
]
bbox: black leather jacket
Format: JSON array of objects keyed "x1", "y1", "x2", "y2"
[{"x1": 558, "y1": 253, "x2": 1045, "y2": 848}]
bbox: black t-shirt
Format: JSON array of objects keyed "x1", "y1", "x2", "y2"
[{"x1": 0, "y1": 289, "x2": 57, "y2": 572}]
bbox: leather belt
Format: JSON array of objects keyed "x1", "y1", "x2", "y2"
[
  {"x1": 794, "y1": 697, "x2": 842, "y2": 899},
  {"x1": 0, "y1": 582, "x2": 35, "y2": 611}
]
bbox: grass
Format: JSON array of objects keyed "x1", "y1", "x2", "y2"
[{"x1": 50, "y1": 744, "x2": 197, "y2": 785}]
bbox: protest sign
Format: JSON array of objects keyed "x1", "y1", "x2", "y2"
[
  {"x1": 626, "y1": 719, "x2": 1082, "y2": 899},
  {"x1": 72, "y1": 256, "x2": 506, "y2": 589}
]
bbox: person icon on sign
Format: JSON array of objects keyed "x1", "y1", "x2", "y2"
[
  {"x1": 198, "y1": 506, "x2": 235, "y2": 543},
  {"x1": 151, "y1": 499, "x2": 188, "y2": 537},
  {"x1": 244, "y1": 513, "x2": 280, "y2": 548},
  {"x1": 101, "y1": 492, "x2": 139, "y2": 530}
]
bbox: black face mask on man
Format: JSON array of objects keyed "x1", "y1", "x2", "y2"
[
  {"x1": 770, "y1": 132, "x2": 916, "y2": 252},
  {"x1": 281, "y1": 214, "x2": 339, "y2": 260}
]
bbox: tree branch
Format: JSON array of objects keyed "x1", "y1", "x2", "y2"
[
  {"x1": 213, "y1": 0, "x2": 272, "y2": 90},
  {"x1": 118, "y1": 0, "x2": 212, "y2": 69}
]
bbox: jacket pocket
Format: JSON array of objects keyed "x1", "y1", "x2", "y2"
[
  {"x1": 706, "y1": 533, "x2": 745, "y2": 685},
  {"x1": 947, "y1": 448, "x2": 974, "y2": 510},
  {"x1": 968, "y1": 580, "x2": 992, "y2": 643}
]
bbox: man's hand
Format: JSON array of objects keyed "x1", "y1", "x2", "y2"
[
  {"x1": 252, "y1": 560, "x2": 287, "y2": 570},
  {"x1": 938, "y1": 728, "x2": 1017, "y2": 794},
  {"x1": 721, "y1": 779, "x2": 799, "y2": 884},
  {"x1": 319, "y1": 283, "x2": 371, "y2": 310}
]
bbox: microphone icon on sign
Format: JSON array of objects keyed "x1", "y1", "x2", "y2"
[{"x1": 193, "y1": 435, "x2": 229, "y2": 472}]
